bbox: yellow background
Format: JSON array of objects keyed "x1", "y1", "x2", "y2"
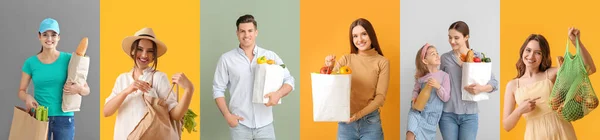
[
  {"x1": 99, "y1": 0, "x2": 200, "y2": 139},
  {"x1": 500, "y1": 0, "x2": 600, "y2": 139},
  {"x1": 299, "y1": 0, "x2": 400, "y2": 139}
]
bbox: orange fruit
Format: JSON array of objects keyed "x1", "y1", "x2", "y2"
[{"x1": 267, "y1": 59, "x2": 275, "y2": 65}]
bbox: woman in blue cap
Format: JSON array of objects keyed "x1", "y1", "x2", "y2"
[{"x1": 18, "y1": 18, "x2": 90, "y2": 140}]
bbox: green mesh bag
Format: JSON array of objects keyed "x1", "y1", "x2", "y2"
[{"x1": 549, "y1": 37, "x2": 598, "y2": 122}]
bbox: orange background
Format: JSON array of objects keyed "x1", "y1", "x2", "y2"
[
  {"x1": 99, "y1": 0, "x2": 200, "y2": 139},
  {"x1": 500, "y1": 0, "x2": 600, "y2": 139},
  {"x1": 299, "y1": 0, "x2": 400, "y2": 139}
]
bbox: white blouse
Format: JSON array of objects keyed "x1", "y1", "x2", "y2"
[{"x1": 104, "y1": 68, "x2": 178, "y2": 140}]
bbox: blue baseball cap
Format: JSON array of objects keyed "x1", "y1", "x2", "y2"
[{"x1": 38, "y1": 18, "x2": 60, "y2": 34}]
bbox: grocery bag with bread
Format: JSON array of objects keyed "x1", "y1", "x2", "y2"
[
  {"x1": 461, "y1": 49, "x2": 493, "y2": 101},
  {"x1": 62, "y1": 37, "x2": 90, "y2": 112}
]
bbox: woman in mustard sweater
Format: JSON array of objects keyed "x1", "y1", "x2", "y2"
[{"x1": 325, "y1": 18, "x2": 390, "y2": 140}]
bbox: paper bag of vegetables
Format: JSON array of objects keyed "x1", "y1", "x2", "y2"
[{"x1": 461, "y1": 49, "x2": 493, "y2": 101}]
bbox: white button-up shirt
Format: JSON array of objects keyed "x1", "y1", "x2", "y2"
[
  {"x1": 105, "y1": 68, "x2": 178, "y2": 140},
  {"x1": 212, "y1": 45, "x2": 295, "y2": 128}
]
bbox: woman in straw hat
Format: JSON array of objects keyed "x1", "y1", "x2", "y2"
[
  {"x1": 19, "y1": 17, "x2": 90, "y2": 140},
  {"x1": 103, "y1": 27, "x2": 195, "y2": 140}
]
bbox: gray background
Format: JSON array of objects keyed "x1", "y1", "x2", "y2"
[
  {"x1": 0, "y1": 0, "x2": 100, "y2": 139},
  {"x1": 200, "y1": 0, "x2": 300, "y2": 139},
  {"x1": 400, "y1": 0, "x2": 500, "y2": 139}
]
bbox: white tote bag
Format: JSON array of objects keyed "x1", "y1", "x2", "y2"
[
  {"x1": 252, "y1": 64, "x2": 284, "y2": 104},
  {"x1": 461, "y1": 62, "x2": 492, "y2": 101},
  {"x1": 62, "y1": 53, "x2": 90, "y2": 112},
  {"x1": 311, "y1": 73, "x2": 351, "y2": 122}
]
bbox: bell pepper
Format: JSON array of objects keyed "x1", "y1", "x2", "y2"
[
  {"x1": 481, "y1": 53, "x2": 492, "y2": 63},
  {"x1": 474, "y1": 57, "x2": 481, "y2": 63}
]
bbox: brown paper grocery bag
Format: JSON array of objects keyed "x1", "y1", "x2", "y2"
[
  {"x1": 8, "y1": 106, "x2": 48, "y2": 140},
  {"x1": 127, "y1": 73, "x2": 182, "y2": 140}
]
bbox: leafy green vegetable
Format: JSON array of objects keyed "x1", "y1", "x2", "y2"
[{"x1": 182, "y1": 109, "x2": 198, "y2": 133}]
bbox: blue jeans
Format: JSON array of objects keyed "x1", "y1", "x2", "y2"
[
  {"x1": 47, "y1": 116, "x2": 75, "y2": 140},
  {"x1": 230, "y1": 123, "x2": 275, "y2": 140},
  {"x1": 337, "y1": 110, "x2": 383, "y2": 140},
  {"x1": 438, "y1": 112, "x2": 478, "y2": 140}
]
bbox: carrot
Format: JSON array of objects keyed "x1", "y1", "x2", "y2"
[
  {"x1": 75, "y1": 37, "x2": 88, "y2": 56},
  {"x1": 460, "y1": 54, "x2": 467, "y2": 62}
]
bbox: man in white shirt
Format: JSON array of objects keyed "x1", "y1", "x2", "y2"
[{"x1": 212, "y1": 14, "x2": 295, "y2": 140}]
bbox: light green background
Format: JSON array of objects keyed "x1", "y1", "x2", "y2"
[{"x1": 200, "y1": 0, "x2": 300, "y2": 139}]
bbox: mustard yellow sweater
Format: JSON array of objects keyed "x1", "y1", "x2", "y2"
[{"x1": 333, "y1": 48, "x2": 390, "y2": 119}]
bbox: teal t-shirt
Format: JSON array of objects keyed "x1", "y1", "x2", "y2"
[{"x1": 22, "y1": 51, "x2": 73, "y2": 116}]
